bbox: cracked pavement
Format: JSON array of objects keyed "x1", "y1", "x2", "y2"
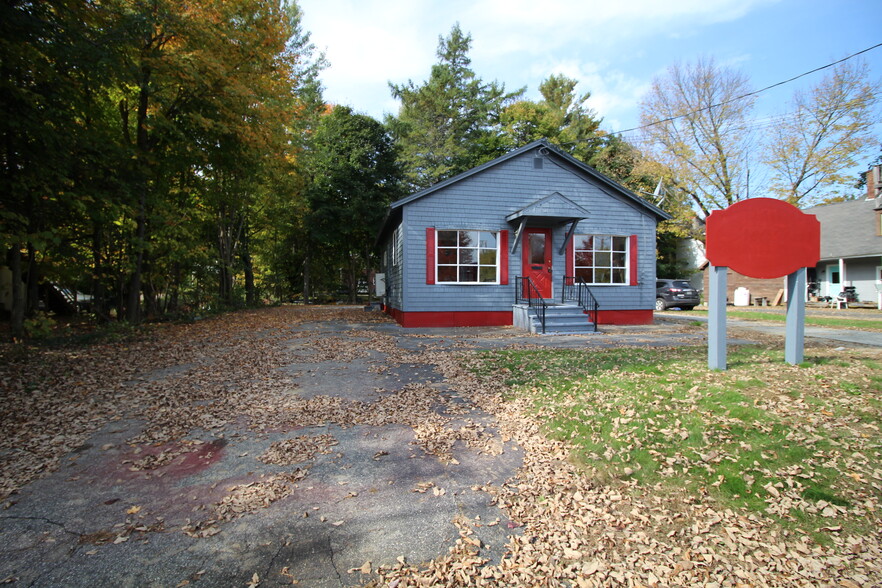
[
  {"x1": 0, "y1": 307, "x2": 753, "y2": 586},
  {"x1": 0, "y1": 309, "x2": 527, "y2": 587}
]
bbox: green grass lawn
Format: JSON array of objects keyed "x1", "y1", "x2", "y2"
[
  {"x1": 470, "y1": 345, "x2": 882, "y2": 542},
  {"x1": 681, "y1": 309, "x2": 882, "y2": 331}
]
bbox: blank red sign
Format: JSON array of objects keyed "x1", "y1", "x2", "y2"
[{"x1": 705, "y1": 198, "x2": 820, "y2": 279}]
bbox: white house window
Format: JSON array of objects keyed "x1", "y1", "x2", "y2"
[
  {"x1": 436, "y1": 230, "x2": 498, "y2": 283},
  {"x1": 574, "y1": 234, "x2": 628, "y2": 285},
  {"x1": 391, "y1": 226, "x2": 401, "y2": 267}
]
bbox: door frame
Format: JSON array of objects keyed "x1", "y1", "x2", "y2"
[
  {"x1": 826, "y1": 263, "x2": 840, "y2": 297},
  {"x1": 522, "y1": 228, "x2": 553, "y2": 299}
]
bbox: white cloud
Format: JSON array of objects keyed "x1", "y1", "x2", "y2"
[{"x1": 298, "y1": 0, "x2": 782, "y2": 121}]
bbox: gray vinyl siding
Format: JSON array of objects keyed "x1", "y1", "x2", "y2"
[
  {"x1": 396, "y1": 151, "x2": 658, "y2": 313},
  {"x1": 383, "y1": 224, "x2": 404, "y2": 309}
]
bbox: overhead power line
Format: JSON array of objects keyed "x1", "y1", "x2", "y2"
[{"x1": 612, "y1": 41, "x2": 882, "y2": 136}]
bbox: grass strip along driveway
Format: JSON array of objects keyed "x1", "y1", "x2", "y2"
[{"x1": 681, "y1": 308, "x2": 882, "y2": 332}]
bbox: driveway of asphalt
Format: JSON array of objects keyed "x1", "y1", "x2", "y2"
[
  {"x1": 1, "y1": 307, "x2": 874, "y2": 587},
  {"x1": 1, "y1": 317, "x2": 526, "y2": 587}
]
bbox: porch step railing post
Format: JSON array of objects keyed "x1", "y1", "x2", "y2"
[
  {"x1": 515, "y1": 275, "x2": 547, "y2": 334},
  {"x1": 562, "y1": 275, "x2": 599, "y2": 332}
]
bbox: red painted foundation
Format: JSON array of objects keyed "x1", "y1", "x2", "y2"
[
  {"x1": 385, "y1": 307, "x2": 513, "y2": 327},
  {"x1": 385, "y1": 306, "x2": 655, "y2": 327},
  {"x1": 592, "y1": 309, "x2": 654, "y2": 326}
]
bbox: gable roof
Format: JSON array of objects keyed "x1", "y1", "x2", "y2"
[
  {"x1": 505, "y1": 191, "x2": 590, "y2": 223},
  {"x1": 377, "y1": 139, "x2": 670, "y2": 243},
  {"x1": 803, "y1": 198, "x2": 882, "y2": 260}
]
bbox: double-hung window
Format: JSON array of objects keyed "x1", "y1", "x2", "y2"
[
  {"x1": 436, "y1": 230, "x2": 499, "y2": 284},
  {"x1": 573, "y1": 234, "x2": 630, "y2": 285},
  {"x1": 391, "y1": 226, "x2": 401, "y2": 267}
]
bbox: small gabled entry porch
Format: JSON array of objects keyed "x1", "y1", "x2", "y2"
[{"x1": 513, "y1": 275, "x2": 599, "y2": 334}]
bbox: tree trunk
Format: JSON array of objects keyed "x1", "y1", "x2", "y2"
[
  {"x1": 241, "y1": 233, "x2": 255, "y2": 306},
  {"x1": 25, "y1": 242, "x2": 39, "y2": 316},
  {"x1": 127, "y1": 54, "x2": 154, "y2": 324},
  {"x1": 218, "y1": 228, "x2": 233, "y2": 305},
  {"x1": 10, "y1": 245, "x2": 24, "y2": 340},
  {"x1": 127, "y1": 187, "x2": 146, "y2": 323},
  {"x1": 348, "y1": 253, "x2": 358, "y2": 304},
  {"x1": 167, "y1": 262, "x2": 181, "y2": 313},
  {"x1": 302, "y1": 247, "x2": 311, "y2": 305},
  {"x1": 91, "y1": 223, "x2": 109, "y2": 322},
  {"x1": 142, "y1": 251, "x2": 158, "y2": 319},
  {"x1": 116, "y1": 272, "x2": 127, "y2": 322},
  {"x1": 362, "y1": 246, "x2": 373, "y2": 304}
]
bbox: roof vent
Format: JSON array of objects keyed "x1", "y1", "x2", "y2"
[{"x1": 533, "y1": 156, "x2": 543, "y2": 170}]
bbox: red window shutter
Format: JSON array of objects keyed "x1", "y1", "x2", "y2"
[
  {"x1": 426, "y1": 227, "x2": 436, "y2": 285},
  {"x1": 629, "y1": 234, "x2": 638, "y2": 285},
  {"x1": 499, "y1": 230, "x2": 509, "y2": 285}
]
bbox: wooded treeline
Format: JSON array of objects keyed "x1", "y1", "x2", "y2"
[
  {"x1": 3, "y1": 3, "x2": 877, "y2": 339},
  {"x1": 1, "y1": 0, "x2": 390, "y2": 338}
]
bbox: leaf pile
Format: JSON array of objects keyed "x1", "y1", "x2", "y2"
[
  {"x1": 258, "y1": 434, "x2": 339, "y2": 466},
  {"x1": 213, "y1": 469, "x2": 309, "y2": 522}
]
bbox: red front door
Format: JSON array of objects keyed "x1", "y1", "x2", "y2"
[{"x1": 522, "y1": 228, "x2": 552, "y2": 299}]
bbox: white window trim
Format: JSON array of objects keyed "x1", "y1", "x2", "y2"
[
  {"x1": 391, "y1": 226, "x2": 401, "y2": 267},
  {"x1": 435, "y1": 229, "x2": 500, "y2": 285},
  {"x1": 572, "y1": 233, "x2": 630, "y2": 286}
]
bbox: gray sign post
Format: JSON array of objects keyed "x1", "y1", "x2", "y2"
[
  {"x1": 708, "y1": 265, "x2": 728, "y2": 370},
  {"x1": 785, "y1": 268, "x2": 807, "y2": 365}
]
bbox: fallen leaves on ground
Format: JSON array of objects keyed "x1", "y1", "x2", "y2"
[
  {"x1": 259, "y1": 434, "x2": 338, "y2": 466},
  {"x1": 371, "y1": 345, "x2": 882, "y2": 587},
  {"x1": 3, "y1": 306, "x2": 882, "y2": 587}
]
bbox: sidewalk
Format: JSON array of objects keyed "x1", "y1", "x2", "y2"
[{"x1": 657, "y1": 311, "x2": 882, "y2": 348}]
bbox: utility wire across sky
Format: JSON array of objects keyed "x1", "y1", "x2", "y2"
[{"x1": 612, "y1": 41, "x2": 882, "y2": 136}]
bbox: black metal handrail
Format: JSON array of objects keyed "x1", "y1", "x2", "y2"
[
  {"x1": 515, "y1": 275, "x2": 547, "y2": 334},
  {"x1": 562, "y1": 275, "x2": 599, "y2": 332}
]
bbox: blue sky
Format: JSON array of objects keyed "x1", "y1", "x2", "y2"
[{"x1": 298, "y1": 0, "x2": 881, "y2": 166}]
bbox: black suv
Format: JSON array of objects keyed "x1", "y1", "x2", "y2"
[{"x1": 656, "y1": 279, "x2": 700, "y2": 311}]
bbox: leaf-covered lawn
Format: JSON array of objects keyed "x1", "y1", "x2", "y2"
[{"x1": 469, "y1": 345, "x2": 882, "y2": 543}]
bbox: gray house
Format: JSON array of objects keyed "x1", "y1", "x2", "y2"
[
  {"x1": 804, "y1": 172, "x2": 882, "y2": 303},
  {"x1": 376, "y1": 140, "x2": 671, "y2": 330}
]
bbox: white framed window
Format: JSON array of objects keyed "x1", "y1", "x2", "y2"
[
  {"x1": 391, "y1": 226, "x2": 401, "y2": 267},
  {"x1": 436, "y1": 229, "x2": 499, "y2": 284},
  {"x1": 573, "y1": 234, "x2": 629, "y2": 285}
]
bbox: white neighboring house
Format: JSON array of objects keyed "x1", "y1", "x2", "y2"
[
  {"x1": 803, "y1": 166, "x2": 882, "y2": 303},
  {"x1": 675, "y1": 238, "x2": 707, "y2": 291}
]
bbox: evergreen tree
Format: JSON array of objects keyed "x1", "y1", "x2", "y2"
[
  {"x1": 387, "y1": 24, "x2": 523, "y2": 190},
  {"x1": 305, "y1": 106, "x2": 404, "y2": 302},
  {"x1": 500, "y1": 74, "x2": 602, "y2": 163}
]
